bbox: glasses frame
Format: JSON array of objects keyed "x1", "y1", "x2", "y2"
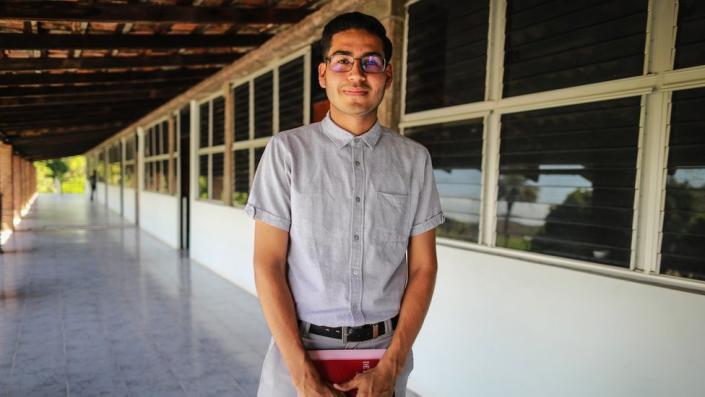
[{"x1": 324, "y1": 54, "x2": 388, "y2": 74}]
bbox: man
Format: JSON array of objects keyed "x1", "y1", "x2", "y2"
[
  {"x1": 245, "y1": 12, "x2": 444, "y2": 397},
  {"x1": 89, "y1": 170, "x2": 97, "y2": 202}
]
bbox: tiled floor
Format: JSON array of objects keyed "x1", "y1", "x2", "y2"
[{"x1": 0, "y1": 194, "x2": 270, "y2": 396}]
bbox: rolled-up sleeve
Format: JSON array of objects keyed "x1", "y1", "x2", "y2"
[
  {"x1": 410, "y1": 149, "x2": 445, "y2": 236},
  {"x1": 244, "y1": 134, "x2": 291, "y2": 231}
]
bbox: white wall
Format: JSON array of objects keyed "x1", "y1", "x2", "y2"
[
  {"x1": 106, "y1": 184, "x2": 121, "y2": 215},
  {"x1": 407, "y1": 246, "x2": 705, "y2": 397},
  {"x1": 139, "y1": 191, "x2": 178, "y2": 248},
  {"x1": 123, "y1": 187, "x2": 136, "y2": 223},
  {"x1": 189, "y1": 202, "x2": 256, "y2": 295},
  {"x1": 96, "y1": 182, "x2": 106, "y2": 205}
]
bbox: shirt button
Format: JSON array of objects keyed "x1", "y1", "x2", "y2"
[
  {"x1": 354, "y1": 234, "x2": 359, "y2": 241},
  {"x1": 353, "y1": 270, "x2": 359, "y2": 276},
  {"x1": 354, "y1": 160, "x2": 360, "y2": 167},
  {"x1": 355, "y1": 196, "x2": 361, "y2": 203}
]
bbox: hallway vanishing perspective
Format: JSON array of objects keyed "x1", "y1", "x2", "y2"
[{"x1": 0, "y1": 195, "x2": 269, "y2": 396}]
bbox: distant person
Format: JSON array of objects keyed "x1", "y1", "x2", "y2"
[{"x1": 89, "y1": 171, "x2": 97, "y2": 201}]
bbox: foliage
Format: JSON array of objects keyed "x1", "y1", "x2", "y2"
[{"x1": 34, "y1": 156, "x2": 86, "y2": 194}]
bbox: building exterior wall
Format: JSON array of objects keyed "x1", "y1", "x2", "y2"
[
  {"x1": 123, "y1": 187, "x2": 137, "y2": 223},
  {"x1": 0, "y1": 143, "x2": 13, "y2": 232},
  {"x1": 84, "y1": 0, "x2": 705, "y2": 395},
  {"x1": 139, "y1": 191, "x2": 178, "y2": 249},
  {"x1": 106, "y1": 184, "x2": 121, "y2": 215}
]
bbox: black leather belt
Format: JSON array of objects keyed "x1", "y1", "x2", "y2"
[{"x1": 303, "y1": 315, "x2": 400, "y2": 342}]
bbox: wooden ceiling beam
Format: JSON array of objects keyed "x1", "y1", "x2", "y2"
[
  {"x1": 0, "y1": 33, "x2": 272, "y2": 50},
  {"x1": 0, "y1": 98, "x2": 166, "y2": 118},
  {"x1": 0, "y1": 79, "x2": 199, "y2": 97},
  {"x1": 0, "y1": 53, "x2": 239, "y2": 72},
  {"x1": 0, "y1": 2, "x2": 310, "y2": 24},
  {"x1": 0, "y1": 68, "x2": 219, "y2": 86},
  {"x1": 2, "y1": 121, "x2": 131, "y2": 137},
  {"x1": 0, "y1": 87, "x2": 186, "y2": 107},
  {"x1": 11, "y1": 128, "x2": 122, "y2": 145}
]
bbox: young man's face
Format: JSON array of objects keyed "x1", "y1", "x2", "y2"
[{"x1": 318, "y1": 28, "x2": 393, "y2": 120}]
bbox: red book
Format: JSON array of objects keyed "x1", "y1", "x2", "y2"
[{"x1": 308, "y1": 349, "x2": 393, "y2": 397}]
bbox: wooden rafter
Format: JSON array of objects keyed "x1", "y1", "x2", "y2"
[
  {"x1": 0, "y1": 33, "x2": 273, "y2": 50},
  {"x1": 0, "y1": 2, "x2": 310, "y2": 24},
  {"x1": 0, "y1": 68, "x2": 219, "y2": 87},
  {"x1": 0, "y1": 53, "x2": 240, "y2": 72}
]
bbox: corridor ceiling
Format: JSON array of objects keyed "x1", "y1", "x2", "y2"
[{"x1": 0, "y1": 0, "x2": 321, "y2": 160}]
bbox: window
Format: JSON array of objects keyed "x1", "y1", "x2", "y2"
[
  {"x1": 107, "y1": 143, "x2": 121, "y2": 186},
  {"x1": 405, "y1": 120, "x2": 483, "y2": 242},
  {"x1": 279, "y1": 56, "x2": 305, "y2": 131},
  {"x1": 197, "y1": 96, "x2": 225, "y2": 201},
  {"x1": 124, "y1": 134, "x2": 136, "y2": 189},
  {"x1": 497, "y1": 97, "x2": 641, "y2": 267},
  {"x1": 674, "y1": 0, "x2": 705, "y2": 69},
  {"x1": 143, "y1": 119, "x2": 175, "y2": 194},
  {"x1": 660, "y1": 87, "x2": 705, "y2": 281},
  {"x1": 503, "y1": 0, "x2": 648, "y2": 97},
  {"x1": 254, "y1": 71, "x2": 274, "y2": 138},
  {"x1": 405, "y1": 0, "x2": 488, "y2": 113},
  {"x1": 97, "y1": 151, "x2": 105, "y2": 183},
  {"x1": 229, "y1": 53, "x2": 307, "y2": 206}
]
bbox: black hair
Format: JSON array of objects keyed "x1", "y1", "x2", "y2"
[{"x1": 320, "y1": 12, "x2": 393, "y2": 62}]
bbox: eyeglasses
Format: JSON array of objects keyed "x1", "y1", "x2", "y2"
[{"x1": 325, "y1": 53, "x2": 387, "y2": 74}]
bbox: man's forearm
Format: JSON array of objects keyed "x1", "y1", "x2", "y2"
[
  {"x1": 380, "y1": 263, "x2": 437, "y2": 375},
  {"x1": 254, "y1": 264, "x2": 320, "y2": 386}
]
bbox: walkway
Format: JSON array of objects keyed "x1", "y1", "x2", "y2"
[{"x1": 0, "y1": 194, "x2": 269, "y2": 396}]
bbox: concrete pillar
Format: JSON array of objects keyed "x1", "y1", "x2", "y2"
[{"x1": 0, "y1": 142, "x2": 13, "y2": 232}]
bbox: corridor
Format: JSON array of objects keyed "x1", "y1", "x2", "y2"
[{"x1": 0, "y1": 194, "x2": 269, "y2": 396}]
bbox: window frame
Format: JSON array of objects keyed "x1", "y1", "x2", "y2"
[
  {"x1": 196, "y1": 92, "x2": 227, "y2": 203},
  {"x1": 401, "y1": 0, "x2": 705, "y2": 291},
  {"x1": 227, "y1": 47, "x2": 311, "y2": 207},
  {"x1": 142, "y1": 116, "x2": 176, "y2": 195}
]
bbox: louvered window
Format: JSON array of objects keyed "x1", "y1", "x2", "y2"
[
  {"x1": 497, "y1": 97, "x2": 641, "y2": 267},
  {"x1": 198, "y1": 154, "x2": 208, "y2": 199},
  {"x1": 406, "y1": 120, "x2": 483, "y2": 242},
  {"x1": 675, "y1": 0, "x2": 705, "y2": 69},
  {"x1": 254, "y1": 71, "x2": 274, "y2": 138},
  {"x1": 199, "y1": 102, "x2": 210, "y2": 148},
  {"x1": 503, "y1": 0, "x2": 648, "y2": 97},
  {"x1": 212, "y1": 152, "x2": 224, "y2": 201},
  {"x1": 405, "y1": 0, "x2": 488, "y2": 114},
  {"x1": 212, "y1": 96, "x2": 225, "y2": 146},
  {"x1": 233, "y1": 148, "x2": 250, "y2": 206},
  {"x1": 254, "y1": 147, "x2": 266, "y2": 174},
  {"x1": 660, "y1": 87, "x2": 705, "y2": 281},
  {"x1": 278, "y1": 57, "x2": 305, "y2": 132},
  {"x1": 234, "y1": 83, "x2": 250, "y2": 142}
]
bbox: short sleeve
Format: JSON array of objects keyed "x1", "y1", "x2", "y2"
[
  {"x1": 244, "y1": 135, "x2": 292, "y2": 231},
  {"x1": 410, "y1": 149, "x2": 445, "y2": 236}
]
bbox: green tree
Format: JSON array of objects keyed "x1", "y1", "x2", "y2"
[
  {"x1": 497, "y1": 174, "x2": 538, "y2": 245},
  {"x1": 47, "y1": 159, "x2": 69, "y2": 194}
]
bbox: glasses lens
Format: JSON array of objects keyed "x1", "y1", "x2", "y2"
[
  {"x1": 361, "y1": 55, "x2": 385, "y2": 73},
  {"x1": 329, "y1": 54, "x2": 353, "y2": 72}
]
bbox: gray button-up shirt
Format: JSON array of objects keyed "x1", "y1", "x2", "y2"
[{"x1": 245, "y1": 114, "x2": 444, "y2": 327}]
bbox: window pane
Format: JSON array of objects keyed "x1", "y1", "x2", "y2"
[
  {"x1": 125, "y1": 135, "x2": 135, "y2": 161},
  {"x1": 254, "y1": 147, "x2": 266, "y2": 174},
  {"x1": 279, "y1": 56, "x2": 305, "y2": 131},
  {"x1": 160, "y1": 159, "x2": 169, "y2": 193},
  {"x1": 199, "y1": 155, "x2": 208, "y2": 199},
  {"x1": 405, "y1": 0, "x2": 488, "y2": 113},
  {"x1": 155, "y1": 161, "x2": 162, "y2": 192},
  {"x1": 212, "y1": 96, "x2": 225, "y2": 146},
  {"x1": 161, "y1": 120, "x2": 169, "y2": 155},
  {"x1": 660, "y1": 87, "x2": 705, "y2": 281},
  {"x1": 199, "y1": 102, "x2": 210, "y2": 148},
  {"x1": 503, "y1": 0, "x2": 647, "y2": 97},
  {"x1": 144, "y1": 129, "x2": 151, "y2": 157},
  {"x1": 254, "y1": 71, "x2": 274, "y2": 138},
  {"x1": 212, "y1": 152, "x2": 224, "y2": 201},
  {"x1": 124, "y1": 164, "x2": 134, "y2": 189},
  {"x1": 675, "y1": 0, "x2": 705, "y2": 69},
  {"x1": 498, "y1": 97, "x2": 641, "y2": 267},
  {"x1": 406, "y1": 119, "x2": 483, "y2": 242},
  {"x1": 233, "y1": 148, "x2": 250, "y2": 206},
  {"x1": 234, "y1": 83, "x2": 250, "y2": 142}
]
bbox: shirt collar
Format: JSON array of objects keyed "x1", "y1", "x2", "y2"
[{"x1": 321, "y1": 113, "x2": 383, "y2": 150}]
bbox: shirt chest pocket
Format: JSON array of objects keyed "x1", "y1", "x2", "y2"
[{"x1": 373, "y1": 191, "x2": 410, "y2": 241}]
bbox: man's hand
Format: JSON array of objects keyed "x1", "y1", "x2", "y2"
[
  {"x1": 332, "y1": 361, "x2": 397, "y2": 397},
  {"x1": 295, "y1": 365, "x2": 346, "y2": 397}
]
